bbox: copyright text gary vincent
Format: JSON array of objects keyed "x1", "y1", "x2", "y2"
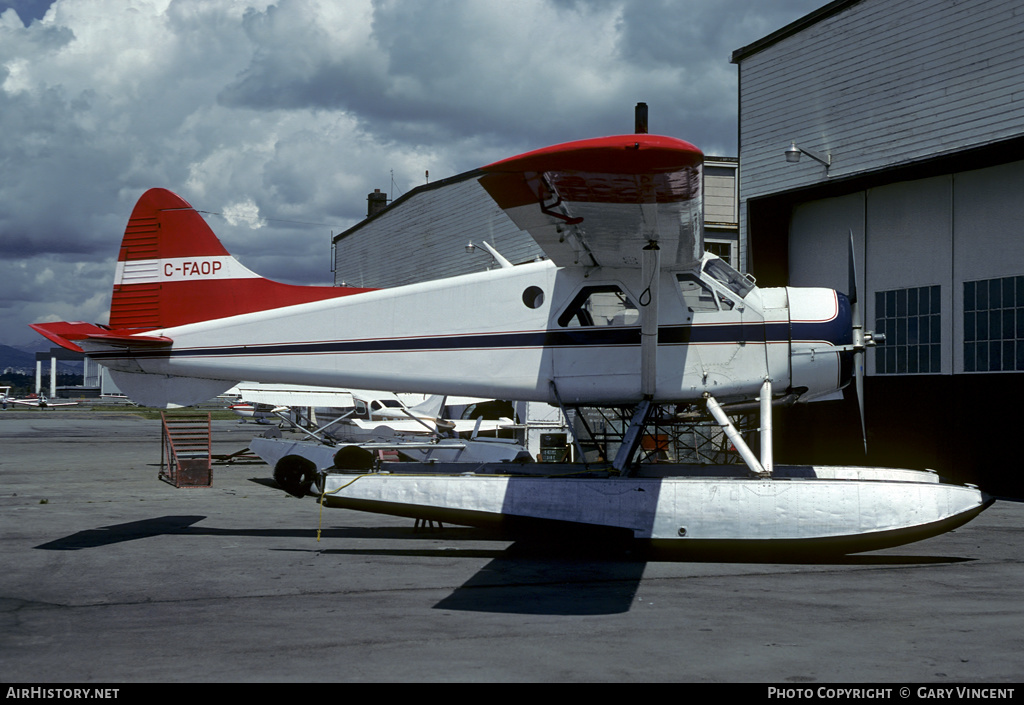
[{"x1": 767, "y1": 687, "x2": 1016, "y2": 700}]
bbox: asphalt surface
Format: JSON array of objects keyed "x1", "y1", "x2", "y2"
[{"x1": 1, "y1": 409, "x2": 1022, "y2": 684}]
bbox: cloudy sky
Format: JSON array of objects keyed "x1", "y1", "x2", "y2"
[{"x1": 1, "y1": 0, "x2": 826, "y2": 348}]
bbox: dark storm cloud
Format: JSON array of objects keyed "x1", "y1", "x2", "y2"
[{"x1": 0, "y1": 0, "x2": 56, "y2": 23}]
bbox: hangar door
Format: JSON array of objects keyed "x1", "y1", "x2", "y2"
[{"x1": 788, "y1": 160, "x2": 1024, "y2": 376}]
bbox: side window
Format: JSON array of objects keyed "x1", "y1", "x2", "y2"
[
  {"x1": 676, "y1": 274, "x2": 722, "y2": 312},
  {"x1": 558, "y1": 285, "x2": 639, "y2": 327}
]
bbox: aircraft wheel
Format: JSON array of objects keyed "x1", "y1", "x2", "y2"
[{"x1": 273, "y1": 455, "x2": 316, "y2": 497}]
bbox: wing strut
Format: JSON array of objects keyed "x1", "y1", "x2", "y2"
[
  {"x1": 640, "y1": 242, "x2": 660, "y2": 398},
  {"x1": 609, "y1": 241, "x2": 663, "y2": 476}
]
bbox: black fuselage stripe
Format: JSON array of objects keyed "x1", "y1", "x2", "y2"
[{"x1": 89, "y1": 320, "x2": 849, "y2": 361}]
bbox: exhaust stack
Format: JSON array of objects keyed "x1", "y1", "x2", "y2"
[{"x1": 635, "y1": 102, "x2": 648, "y2": 134}]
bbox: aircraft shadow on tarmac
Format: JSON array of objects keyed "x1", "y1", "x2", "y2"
[{"x1": 34, "y1": 514, "x2": 975, "y2": 616}]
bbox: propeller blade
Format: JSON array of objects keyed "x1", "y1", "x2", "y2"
[
  {"x1": 848, "y1": 230, "x2": 858, "y2": 307},
  {"x1": 849, "y1": 230, "x2": 867, "y2": 454},
  {"x1": 855, "y1": 350, "x2": 867, "y2": 455}
]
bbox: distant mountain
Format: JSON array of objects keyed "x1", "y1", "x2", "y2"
[
  {"x1": 0, "y1": 343, "x2": 82, "y2": 373},
  {"x1": 0, "y1": 344, "x2": 36, "y2": 369}
]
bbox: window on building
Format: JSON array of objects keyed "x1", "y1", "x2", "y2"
[
  {"x1": 963, "y1": 276, "x2": 1024, "y2": 372},
  {"x1": 874, "y1": 285, "x2": 941, "y2": 374},
  {"x1": 704, "y1": 240, "x2": 733, "y2": 266}
]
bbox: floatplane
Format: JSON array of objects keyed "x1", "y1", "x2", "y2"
[{"x1": 31, "y1": 133, "x2": 991, "y2": 553}]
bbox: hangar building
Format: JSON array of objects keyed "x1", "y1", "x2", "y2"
[{"x1": 732, "y1": 0, "x2": 1024, "y2": 495}]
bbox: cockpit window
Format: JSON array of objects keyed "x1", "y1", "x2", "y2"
[
  {"x1": 676, "y1": 274, "x2": 723, "y2": 312},
  {"x1": 703, "y1": 257, "x2": 754, "y2": 299},
  {"x1": 558, "y1": 285, "x2": 639, "y2": 327}
]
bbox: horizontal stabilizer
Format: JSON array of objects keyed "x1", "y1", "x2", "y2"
[
  {"x1": 406, "y1": 394, "x2": 446, "y2": 419},
  {"x1": 29, "y1": 322, "x2": 172, "y2": 353}
]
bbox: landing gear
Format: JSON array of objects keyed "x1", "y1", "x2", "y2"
[{"x1": 564, "y1": 391, "x2": 771, "y2": 475}]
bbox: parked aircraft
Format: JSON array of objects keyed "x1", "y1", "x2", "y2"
[
  {"x1": 30, "y1": 133, "x2": 990, "y2": 553},
  {"x1": 226, "y1": 383, "x2": 516, "y2": 437},
  {"x1": 229, "y1": 401, "x2": 276, "y2": 423},
  {"x1": 5, "y1": 393, "x2": 78, "y2": 409},
  {"x1": 223, "y1": 382, "x2": 544, "y2": 495}
]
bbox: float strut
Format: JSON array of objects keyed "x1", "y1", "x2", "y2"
[
  {"x1": 760, "y1": 378, "x2": 773, "y2": 476},
  {"x1": 705, "y1": 392, "x2": 769, "y2": 477}
]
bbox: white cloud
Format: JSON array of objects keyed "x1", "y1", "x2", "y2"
[{"x1": 222, "y1": 198, "x2": 265, "y2": 229}]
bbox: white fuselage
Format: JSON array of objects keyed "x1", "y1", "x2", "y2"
[{"x1": 90, "y1": 256, "x2": 852, "y2": 408}]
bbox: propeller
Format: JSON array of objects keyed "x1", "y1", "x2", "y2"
[{"x1": 847, "y1": 230, "x2": 884, "y2": 454}]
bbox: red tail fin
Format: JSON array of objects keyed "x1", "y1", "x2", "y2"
[{"x1": 109, "y1": 188, "x2": 372, "y2": 331}]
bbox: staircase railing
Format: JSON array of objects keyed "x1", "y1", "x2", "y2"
[{"x1": 160, "y1": 412, "x2": 212, "y2": 487}]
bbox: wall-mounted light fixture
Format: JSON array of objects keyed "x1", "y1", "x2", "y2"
[
  {"x1": 465, "y1": 241, "x2": 513, "y2": 269},
  {"x1": 785, "y1": 142, "x2": 831, "y2": 171}
]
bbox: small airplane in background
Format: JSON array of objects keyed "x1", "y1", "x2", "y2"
[
  {"x1": 228, "y1": 401, "x2": 277, "y2": 424},
  {"x1": 31, "y1": 132, "x2": 991, "y2": 553},
  {"x1": 226, "y1": 382, "x2": 516, "y2": 437},
  {"x1": 4, "y1": 393, "x2": 78, "y2": 409}
]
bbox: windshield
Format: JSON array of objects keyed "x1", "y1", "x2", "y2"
[{"x1": 703, "y1": 257, "x2": 754, "y2": 299}]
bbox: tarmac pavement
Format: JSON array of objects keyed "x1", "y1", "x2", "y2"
[{"x1": 1, "y1": 409, "x2": 1022, "y2": 684}]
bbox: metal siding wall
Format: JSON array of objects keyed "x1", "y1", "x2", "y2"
[
  {"x1": 704, "y1": 171, "x2": 737, "y2": 223},
  {"x1": 334, "y1": 178, "x2": 542, "y2": 288},
  {"x1": 739, "y1": 0, "x2": 1024, "y2": 205}
]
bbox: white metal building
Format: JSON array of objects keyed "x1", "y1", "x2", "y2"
[
  {"x1": 333, "y1": 172, "x2": 544, "y2": 288},
  {"x1": 702, "y1": 156, "x2": 740, "y2": 267},
  {"x1": 732, "y1": 0, "x2": 1024, "y2": 494}
]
